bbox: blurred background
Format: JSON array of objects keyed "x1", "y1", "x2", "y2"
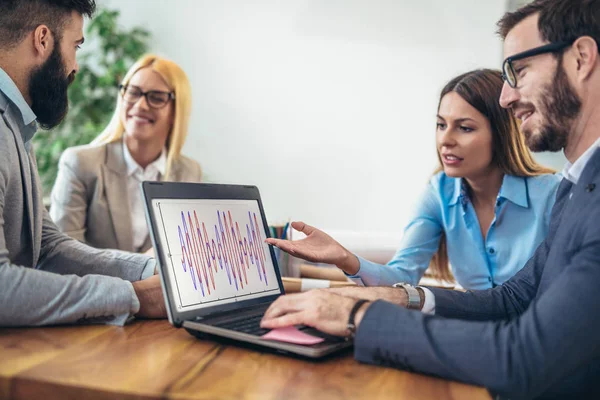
[{"x1": 37, "y1": 0, "x2": 563, "y2": 246}]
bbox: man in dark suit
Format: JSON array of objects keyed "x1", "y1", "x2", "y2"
[{"x1": 261, "y1": 0, "x2": 600, "y2": 398}]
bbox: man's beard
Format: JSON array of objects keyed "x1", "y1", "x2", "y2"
[
  {"x1": 523, "y1": 57, "x2": 581, "y2": 152},
  {"x1": 28, "y1": 44, "x2": 75, "y2": 130}
]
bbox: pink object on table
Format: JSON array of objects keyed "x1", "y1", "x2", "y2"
[{"x1": 261, "y1": 326, "x2": 325, "y2": 345}]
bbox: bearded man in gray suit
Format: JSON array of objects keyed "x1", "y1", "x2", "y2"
[{"x1": 0, "y1": 0, "x2": 166, "y2": 326}]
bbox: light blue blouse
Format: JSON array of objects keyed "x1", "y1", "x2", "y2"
[{"x1": 348, "y1": 172, "x2": 562, "y2": 290}]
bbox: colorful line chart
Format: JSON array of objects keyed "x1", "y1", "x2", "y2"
[
  {"x1": 152, "y1": 199, "x2": 280, "y2": 310},
  {"x1": 178, "y1": 209, "x2": 268, "y2": 296}
]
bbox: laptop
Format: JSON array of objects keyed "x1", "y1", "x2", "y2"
[{"x1": 142, "y1": 181, "x2": 352, "y2": 358}]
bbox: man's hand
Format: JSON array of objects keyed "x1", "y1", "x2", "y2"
[
  {"x1": 141, "y1": 247, "x2": 159, "y2": 275},
  {"x1": 143, "y1": 247, "x2": 155, "y2": 258},
  {"x1": 260, "y1": 290, "x2": 371, "y2": 337},
  {"x1": 132, "y1": 275, "x2": 167, "y2": 319}
]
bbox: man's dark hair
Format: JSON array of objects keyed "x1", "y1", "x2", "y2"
[
  {"x1": 0, "y1": 0, "x2": 96, "y2": 49},
  {"x1": 497, "y1": 0, "x2": 600, "y2": 50}
]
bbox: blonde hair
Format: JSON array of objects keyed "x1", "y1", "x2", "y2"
[
  {"x1": 92, "y1": 54, "x2": 193, "y2": 179},
  {"x1": 430, "y1": 69, "x2": 554, "y2": 283}
]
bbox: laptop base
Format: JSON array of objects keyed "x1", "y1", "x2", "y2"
[{"x1": 184, "y1": 323, "x2": 353, "y2": 360}]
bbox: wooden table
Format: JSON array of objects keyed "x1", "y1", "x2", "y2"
[{"x1": 0, "y1": 320, "x2": 490, "y2": 400}]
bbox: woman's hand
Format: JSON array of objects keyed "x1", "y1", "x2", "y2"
[{"x1": 265, "y1": 221, "x2": 360, "y2": 275}]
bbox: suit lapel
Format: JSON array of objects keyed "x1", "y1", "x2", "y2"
[
  {"x1": 28, "y1": 146, "x2": 43, "y2": 263},
  {"x1": 103, "y1": 141, "x2": 134, "y2": 251},
  {"x1": 538, "y1": 149, "x2": 600, "y2": 293},
  {"x1": 547, "y1": 177, "x2": 574, "y2": 238},
  {"x1": 1, "y1": 107, "x2": 36, "y2": 256},
  {"x1": 544, "y1": 149, "x2": 600, "y2": 239}
]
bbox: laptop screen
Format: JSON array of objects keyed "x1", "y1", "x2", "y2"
[{"x1": 150, "y1": 198, "x2": 282, "y2": 313}]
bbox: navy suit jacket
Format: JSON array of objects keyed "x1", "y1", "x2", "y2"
[{"x1": 355, "y1": 150, "x2": 600, "y2": 399}]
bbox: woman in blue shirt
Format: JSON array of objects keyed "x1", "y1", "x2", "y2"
[{"x1": 267, "y1": 69, "x2": 561, "y2": 290}]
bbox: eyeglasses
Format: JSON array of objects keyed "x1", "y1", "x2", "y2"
[
  {"x1": 119, "y1": 84, "x2": 175, "y2": 109},
  {"x1": 501, "y1": 39, "x2": 576, "y2": 88}
]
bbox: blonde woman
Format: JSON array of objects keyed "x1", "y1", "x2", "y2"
[{"x1": 50, "y1": 54, "x2": 202, "y2": 253}]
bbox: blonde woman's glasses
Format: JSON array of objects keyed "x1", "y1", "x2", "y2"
[{"x1": 119, "y1": 84, "x2": 175, "y2": 109}]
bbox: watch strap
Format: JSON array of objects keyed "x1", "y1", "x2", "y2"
[
  {"x1": 346, "y1": 299, "x2": 369, "y2": 339},
  {"x1": 393, "y1": 282, "x2": 422, "y2": 310}
]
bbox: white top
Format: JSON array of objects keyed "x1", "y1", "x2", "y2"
[
  {"x1": 122, "y1": 141, "x2": 167, "y2": 251},
  {"x1": 561, "y1": 137, "x2": 600, "y2": 184}
]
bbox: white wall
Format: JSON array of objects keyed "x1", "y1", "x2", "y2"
[{"x1": 99, "y1": 0, "x2": 546, "y2": 237}]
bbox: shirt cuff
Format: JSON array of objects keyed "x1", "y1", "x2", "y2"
[
  {"x1": 344, "y1": 255, "x2": 382, "y2": 286},
  {"x1": 104, "y1": 281, "x2": 140, "y2": 326},
  {"x1": 141, "y1": 258, "x2": 156, "y2": 280},
  {"x1": 418, "y1": 286, "x2": 436, "y2": 314}
]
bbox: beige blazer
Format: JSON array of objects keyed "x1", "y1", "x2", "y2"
[{"x1": 50, "y1": 140, "x2": 202, "y2": 252}]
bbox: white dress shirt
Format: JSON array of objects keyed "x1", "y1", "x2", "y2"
[
  {"x1": 561, "y1": 137, "x2": 600, "y2": 184},
  {"x1": 122, "y1": 141, "x2": 167, "y2": 251}
]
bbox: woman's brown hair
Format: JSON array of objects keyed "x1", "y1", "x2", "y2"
[{"x1": 430, "y1": 69, "x2": 554, "y2": 282}]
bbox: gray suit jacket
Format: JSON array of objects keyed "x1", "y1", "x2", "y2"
[
  {"x1": 49, "y1": 140, "x2": 202, "y2": 252},
  {"x1": 0, "y1": 91, "x2": 154, "y2": 327},
  {"x1": 355, "y1": 159, "x2": 600, "y2": 399}
]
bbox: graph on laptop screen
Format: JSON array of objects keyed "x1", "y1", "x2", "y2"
[{"x1": 151, "y1": 199, "x2": 281, "y2": 311}]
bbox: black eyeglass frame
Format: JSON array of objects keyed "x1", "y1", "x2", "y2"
[
  {"x1": 118, "y1": 84, "x2": 176, "y2": 109},
  {"x1": 501, "y1": 39, "x2": 576, "y2": 88}
]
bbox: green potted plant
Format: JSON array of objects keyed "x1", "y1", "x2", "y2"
[{"x1": 34, "y1": 8, "x2": 150, "y2": 196}]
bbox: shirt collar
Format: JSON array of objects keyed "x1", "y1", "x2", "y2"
[
  {"x1": 449, "y1": 178, "x2": 465, "y2": 206},
  {"x1": 497, "y1": 174, "x2": 528, "y2": 208},
  {"x1": 561, "y1": 136, "x2": 600, "y2": 185},
  {"x1": 0, "y1": 67, "x2": 36, "y2": 126},
  {"x1": 0, "y1": 67, "x2": 37, "y2": 143},
  {"x1": 448, "y1": 174, "x2": 529, "y2": 208},
  {"x1": 122, "y1": 140, "x2": 167, "y2": 177}
]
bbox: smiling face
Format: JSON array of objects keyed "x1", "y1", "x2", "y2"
[
  {"x1": 499, "y1": 14, "x2": 581, "y2": 152},
  {"x1": 120, "y1": 66, "x2": 174, "y2": 148},
  {"x1": 436, "y1": 91, "x2": 496, "y2": 179}
]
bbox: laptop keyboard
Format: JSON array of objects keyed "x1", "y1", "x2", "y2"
[
  {"x1": 214, "y1": 313, "x2": 270, "y2": 336},
  {"x1": 211, "y1": 313, "x2": 345, "y2": 344}
]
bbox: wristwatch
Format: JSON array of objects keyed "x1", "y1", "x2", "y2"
[{"x1": 392, "y1": 282, "x2": 421, "y2": 310}]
